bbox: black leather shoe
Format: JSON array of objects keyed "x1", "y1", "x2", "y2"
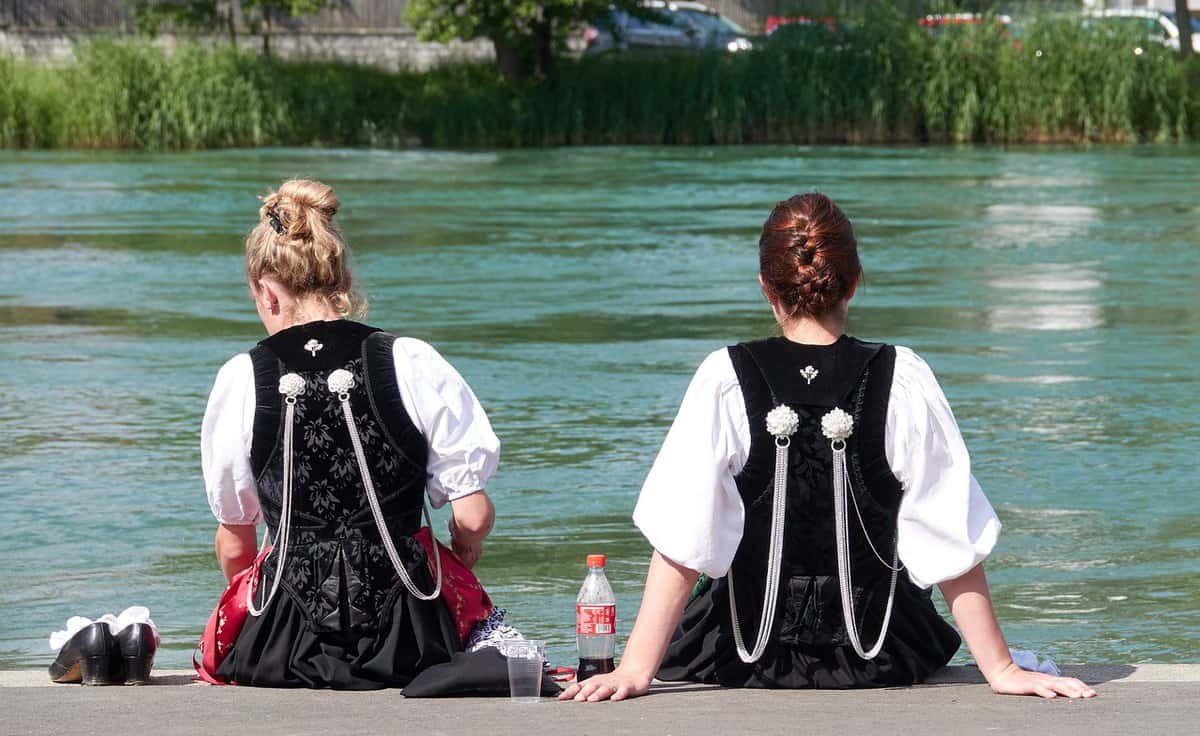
[
  {"x1": 49, "y1": 622, "x2": 121, "y2": 685},
  {"x1": 115, "y1": 623, "x2": 157, "y2": 685}
]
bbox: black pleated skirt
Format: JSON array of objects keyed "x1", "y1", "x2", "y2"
[
  {"x1": 216, "y1": 584, "x2": 460, "y2": 690},
  {"x1": 657, "y1": 576, "x2": 961, "y2": 689}
]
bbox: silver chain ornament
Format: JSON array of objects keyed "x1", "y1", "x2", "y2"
[
  {"x1": 249, "y1": 369, "x2": 443, "y2": 618},
  {"x1": 248, "y1": 374, "x2": 304, "y2": 616},
  {"x1": 328, "y1": 369, "x2": 443, "y2": 602},
  {"x1": 728, "y1": 405, "x2": 798, "y2": 664},
  {"x1": 727, "y1": 404, "x2": 902, "y2": 663},
  {"x1": 824, "y1": 408, "x2": 899, "y2": 660}
]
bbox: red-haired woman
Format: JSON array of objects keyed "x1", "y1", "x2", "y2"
[{"x1": 562, "y1": 194, "x2": 1096, "y2": 701}]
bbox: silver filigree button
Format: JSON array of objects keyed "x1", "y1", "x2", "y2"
[
  {"x1": 800, "y1": 365, "x2": 819, "y2": 385},
  {"x1": 327, "y1": 368, "x2": 355, "y2": 396},
  {"x1": 278, "y1": 373, "x2": 305, "y2": 404}
]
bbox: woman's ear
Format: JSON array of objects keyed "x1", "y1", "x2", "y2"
[
  {"x1": 759, "y1": 274, "x2": 787, "y2": 324},
  {"x1": 256, "y1": 278, "x2": 281, "y2": 315}
]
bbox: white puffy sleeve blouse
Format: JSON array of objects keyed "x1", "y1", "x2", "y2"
[
  {"x1": 632, "y1": 345, "x2": 1001, "y2": 589},
  {"x1": 201, "y1": 337, "x2": 501, "y2": 525}
]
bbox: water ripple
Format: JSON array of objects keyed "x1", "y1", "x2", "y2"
[{"x1": 1, "y1": 145, "x2": 1197, "y2": 668}]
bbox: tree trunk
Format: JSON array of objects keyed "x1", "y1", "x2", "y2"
[
  {"x1": 533, "y1": 16, "x2": 554, "y2": 79},
  {"x1": 226, "y1": 0, "x2": 240, "y2": 49},
  {"x1": 1176, "y1": 0, "x2": 1193, "y2": 59},
  {"x1": 492, "y1": 37, "x2": 529, "y2": 82},
  {"x1": 262, "y1": 6, "x2": 271, "y2": 59}
]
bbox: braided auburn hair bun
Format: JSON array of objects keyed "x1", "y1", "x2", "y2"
[{"x1": 759, "y1": 193, "x2": 861, "y2": 318}]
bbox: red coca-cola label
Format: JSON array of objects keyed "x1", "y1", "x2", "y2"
[{"x1": 576, "y1": 604, "x2": 616, "y2": 635}]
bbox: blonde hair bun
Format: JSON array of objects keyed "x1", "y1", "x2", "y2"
[
  {"x1": 260, "y1": 179, "x2": 340, "y2": 244},
  {"x1": 246, "y1": 179, "x2": 365, "y2": 318}
]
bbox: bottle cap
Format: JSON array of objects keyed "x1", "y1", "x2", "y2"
[{"x1": 586, "y1": 554, "x2": 606, "y2": 568}]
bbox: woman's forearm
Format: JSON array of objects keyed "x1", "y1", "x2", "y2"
[
  {"x1": 447, "y1": 491, "x2": 494, "y2": 569},
  {"x1": 617, "y1": 551, "x2": 699, "y2": 682},
  {"x1": 215, "y1": 523, "x2": 259, "y2": 582},
  {"x1": 938, "y1": 563, "x2": 1013, "y2": 681},
  {"x1": 449, "y1": 491, "x2": 494, "y2": 543}
]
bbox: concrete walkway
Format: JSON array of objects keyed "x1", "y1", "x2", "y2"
[{"x1": 2, "y1": 665, "x2": 1196, "y2": 735}]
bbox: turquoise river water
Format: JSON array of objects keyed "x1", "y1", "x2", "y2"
[{"x1": 0, "y1": 145, "x2": 1197, "y2": 671}]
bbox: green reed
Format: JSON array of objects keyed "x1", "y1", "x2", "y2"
[{"x1": 1, "y1": 9, "x2": 1197, "y2": 150}]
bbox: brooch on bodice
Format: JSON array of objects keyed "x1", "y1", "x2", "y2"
[
  {"x1": 278, "y1": 373, "x2": 306, "y2": 403},
  {"x1": 800, "y1": 365, "x2": 819, "y2": 385},
  {"x1": 304, "y1": 339, "x2": 324, "y2": 357},
  {"x1": 327, "y1": 368, "x2": 355, "y2": 398},
  {"x1": 765, "y1": 405, "x2": 800, "y2": 443},
  {"x1": 820, "y1": 407, "x2": 853, "y2": 443}
]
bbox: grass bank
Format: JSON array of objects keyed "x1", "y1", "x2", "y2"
[{"x1": 3, "y1": 9, "x2": 1198, "y2": 149}]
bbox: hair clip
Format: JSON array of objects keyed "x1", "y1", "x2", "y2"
[{"x1": 267, "y1": 205, "x2": 285, "y2": 236}]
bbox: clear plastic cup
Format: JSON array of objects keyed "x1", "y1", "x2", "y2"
[{"x1": 502, "y1": 640, "x2": 544, "y2": 703}]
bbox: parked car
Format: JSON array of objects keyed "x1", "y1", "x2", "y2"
[
  {"x1": 1164, "y1": 11, "x2": 1200, "y2": 49},
  {"x1": 918, "y1": 12, "x2": 1016, "y2": 33},
  {"x1": 1083, "y1": 8, "x2": 1200, "y2": 54},
  {"x1": 583, "y1": 1, "x2": 753, "y2": 56},
  {"x1": 917, "y1": 12, "x2": 1021, "y2": 48},
  {"x1": 764, "y1": 15, "x2": 838, "y2": 35}
]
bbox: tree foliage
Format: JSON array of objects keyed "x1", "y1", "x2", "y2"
[
  {"x1": 241, "y1": 0, "x2": 332, "y2": 19},
  {"x1": 129, "y1": 1, "x2": 222, "y2": 36},
  {"x1": 406, "y1": 0, "x2": 640, "y2": 81},
  {"x1": 129, "y1": 1, "x2": 334, "y2": 55},
  {"x1": 244, "y1": 0, "x2": 333, "y2": 54}
]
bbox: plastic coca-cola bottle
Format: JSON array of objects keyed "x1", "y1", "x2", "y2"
[{"x1": 575, "y1": 554, "x2": 616, "y2": 680}]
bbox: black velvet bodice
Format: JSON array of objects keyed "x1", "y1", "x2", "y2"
[
  {"x1": 726, "y1": 336, "x2": 928, "y2": 651},
  {"x1": 657, "y1": 336, "x2": 961, "y2": 688},
  {"x1": 248, "y1": 321, "x2": 432, "y2": 634}
]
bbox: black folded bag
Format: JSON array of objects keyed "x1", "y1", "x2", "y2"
[{"x1": 402, "y1": 647, "x2": 564, "y2": 698}]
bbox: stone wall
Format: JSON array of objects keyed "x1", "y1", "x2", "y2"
[
  {"x1": 0, "y1": 30, "x2": 79, "y2": 65},
  {"x1": 0, "y1": 29, "x2": 493, "y2": 71}
]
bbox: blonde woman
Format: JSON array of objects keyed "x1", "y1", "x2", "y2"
[{"x1": 201, "y1": 180, "x2": 499, "y2": 689}]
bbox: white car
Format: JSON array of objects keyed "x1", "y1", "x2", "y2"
[{"x1": 1083, "y1": 8, "x2": 1200, "y2": 54}]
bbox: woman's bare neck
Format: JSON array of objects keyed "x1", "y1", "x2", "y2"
[
  {"x1": 272, "y1": 299, "x2": 342, "y2": 334},
  {"x1": 777, "y1": 313, "x2": 846, "y2": 346}
]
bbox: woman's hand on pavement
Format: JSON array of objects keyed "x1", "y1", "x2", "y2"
[
  {"x1": 988, "y1": 662, "x2": 1097, "y2": 699},
  {"x1": 558, "y1": 668, "x2": 651, "y2": 702}
]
